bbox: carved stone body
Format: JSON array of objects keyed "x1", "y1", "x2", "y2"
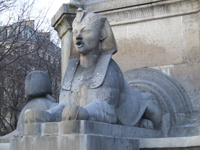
[
  {"x1": 20, "y1": 8, "x2": 161, "y2": 130},
  {"x1": 60, "y1": 57, "x2": 147, "y2": 126}
]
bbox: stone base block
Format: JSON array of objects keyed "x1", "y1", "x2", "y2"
[
  {"x1": 0, "y1": 143, "x2": 10, "y2": 150},
  {"x1": 10, "y1": 121, "x2": 162, "y2": 150},
  {"x1": 140, "y1": 135, "x2": 200, "y2": 150},
  {"x1": 15, "y1": 120, "x2": 163, "y2": 138},
  {"x1": 10, "y1": 121, "x2": 200, "y2": 150},
  {"x1": 11, "y1": 134, "x2": 139, "y2": 150}
]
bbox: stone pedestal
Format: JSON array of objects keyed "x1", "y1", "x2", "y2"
[
  {"x1": 0, "y1": 143, "x2": 10, "y2": 150},
  {"x1": 11, "y1": 121, "x2": 162, "y2": 150},
  {"x1": 11, "y1": 134, "x2": 139, "y2": 150},
  {"x1": 10, "y1": 121, "x2": 200, "y2": 150},
  {"x1": 140, "y1": 136, "x2": 200, "y2": 150}
]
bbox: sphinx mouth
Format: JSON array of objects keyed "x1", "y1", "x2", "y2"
[{"x1": 76, "y1": 41, "x2": 83, "y2": 48}]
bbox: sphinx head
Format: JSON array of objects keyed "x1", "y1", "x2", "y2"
[
  {"x1": 25, "y1": 71, "x2": 52, "y2": 100},
  {"x1": 72, "y1": 8, "x2": 117, "y2": 55}
]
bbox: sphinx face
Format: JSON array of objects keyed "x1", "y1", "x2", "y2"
[{"x1": 73, "y1": 24, "x2": 100, "y2": 55}]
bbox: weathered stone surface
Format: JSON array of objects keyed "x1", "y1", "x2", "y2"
[
  {"x1": 140, "y1": 135, "x2": 200, "y2": 149},
  {"x1": 112, "y1": 16, "x2": 183, "y2": 72},
  {"x1": 169, "y1": 63, "x2": 200, "y2": 111},
  {"x1": 0, "y1": 132, "x2": 13, "y2": 143},
  {"x1": 18, "y1": 121, "x2": 163, "y2": 138},
  {"x1": 182, "y1": 13, "x2": 200, "y2": 63},
  {"x1": 11, "y1": 121, "x2": 200, "y2": 150},
  {"x1": 97, "y1": 0, "x2": 200, "y2": 26},
  {"x1": 11, "y1": 134, "x2": 139, "y2": 150},
  {"x1": 85, "y1": 0, "x2": 171, "y2": 12},
  {"x1": 123, "y1": 68, "x2": 192, "y2": 128},
  {"x1": 25, "y1": 71, "x2": 52, "y2": 98},
  {"x1": 169, "y1": 125, "x2": 200, "y2": 137},
  {"x1": 111, "y1": 12, "x2": 200, "y2": 73},
  {"x1": 51, "y1": 4, "x2": 83, "y2": 29},
  {"x1": 149, "y1": 62, "x2": 200, "y2": 112},
  {"x1": 11, "y1": 121, "x2": 153, "y2": 150},
  {"x1": 0, "y1": 143, "x2": 10, "y2": 150},
  {"x1": 60, "y1": 31, "x2": 73, "y2": 78}
]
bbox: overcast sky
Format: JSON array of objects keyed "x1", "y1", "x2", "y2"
[
  {"x1": 37, "y1": 0, "x2": 71, "y2": 20},
  {"x1": 1, "y1": 0, "x2": 71, "y2": 25}
]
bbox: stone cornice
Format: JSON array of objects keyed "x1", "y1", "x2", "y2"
[
  {"x1": 52, "y1": 0, "x2": 200, "y2": 30},
  {"x1": 85, "y1": 0, "x2": 163, "y2": 12},
  {"x1": 94, "y1": 0, "x2": 200, "y2": 26},
  {"x1": 51, "y1": 3, "x2": 83, "y2": 27},
  {"x1": 51, "y1": 3, "x2": 83, "y2": 38},
  {"x1": 53, "y1": 14, "x2": 75, "y2": 38}
]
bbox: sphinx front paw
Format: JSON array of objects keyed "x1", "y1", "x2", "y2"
[
  {"x1": 139, "y1": 118, "x2": 154, "y2": 129},
  {"x1": 62, "y1": 105, "x2": 89, "y2": 121},
  {"x1": 24, "y1": 109, "x2": 52, "y2": 124}
]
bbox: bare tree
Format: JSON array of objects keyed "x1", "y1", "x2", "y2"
[
  {"x1": 0, "y1": 0, "x2": 61, "y2": 135},
  {"x1": 0, "y1": 0, "x2": 54, "y2": 70},
  {"x1": 0, "y1": 0, "x2": 16, "y2": 12}
]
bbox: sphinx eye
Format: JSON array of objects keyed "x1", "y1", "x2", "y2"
[{"x1": 82, "y1": 29, "x2": 91, "y2": 33}]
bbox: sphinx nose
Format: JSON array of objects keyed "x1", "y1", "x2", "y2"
[{"x1": 76, "y1": 32, "x2": 82, "y2": 40}]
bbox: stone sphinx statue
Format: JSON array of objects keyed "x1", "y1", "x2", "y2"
[
  {"x1": 21, "y1": 8, "x2": 162, "y2": 130},
  {"x1": 17, "y1": 71, "x2": 59, "y2": 127}
]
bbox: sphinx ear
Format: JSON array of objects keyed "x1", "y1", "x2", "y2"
[{"x1": 100, "y1": 28, "x2": 107, "y2": 41}]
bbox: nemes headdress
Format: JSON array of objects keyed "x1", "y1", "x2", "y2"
[
  {"x1": 72, "y1": 8, "x2": 117, "y2": 54},
  {"x1": 62, "y1": 8, "x2": 118, "y2": 90}
]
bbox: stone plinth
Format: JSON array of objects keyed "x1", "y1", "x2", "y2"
[
  {"x1": 11, "y1": 121, "x2": 161, "y2": 150},
  {"x1": 10, "y1": 121, "x2": 200, "y2": 150},
  {"x1": 0, "y1": 143, "x2": 10, "y2": 150},
  {"x1": 140, "y1": 135, "x2": 200, "y2": 150},
  {"x1": 11, "y1": 135, "x2": 139, "y2": 150},
  {"x1": 15, "y1": 121, "x2": 163, "y2": 138}
]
